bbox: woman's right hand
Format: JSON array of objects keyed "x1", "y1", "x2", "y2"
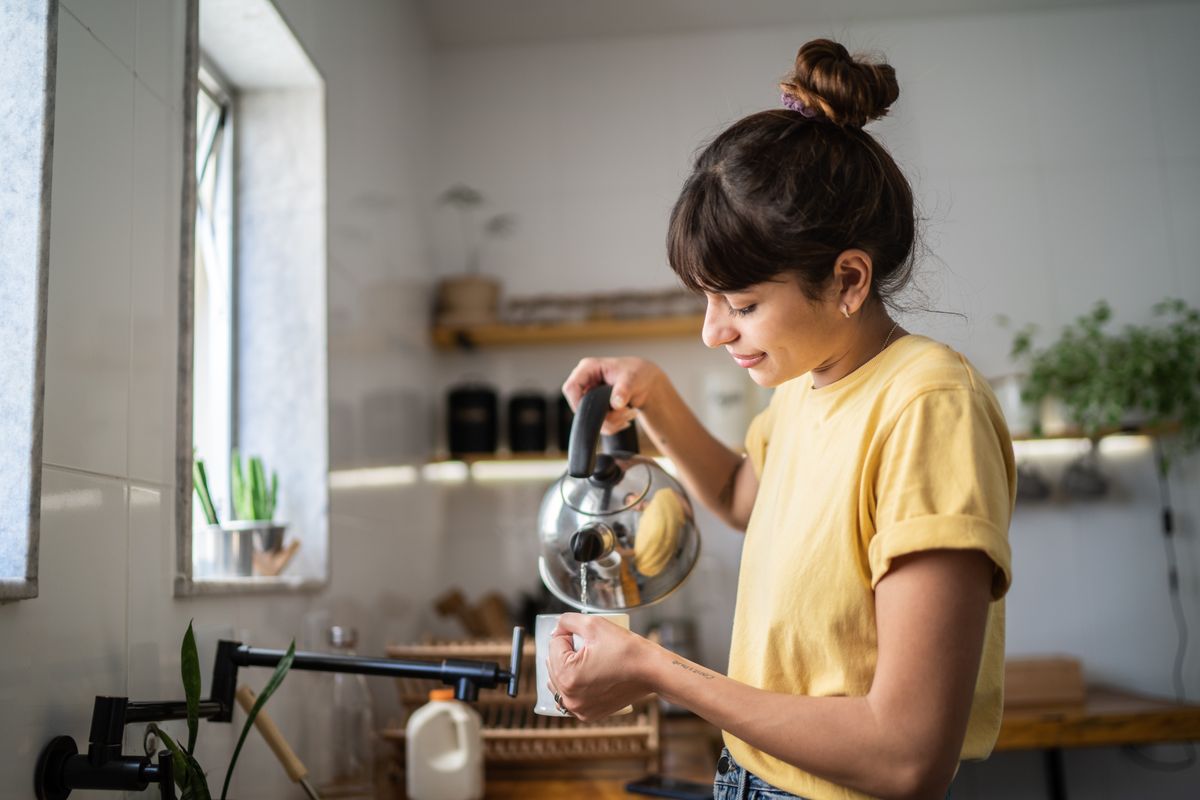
[{"x1": 562, "y1": 357, "x2": 666, "y2": 435}]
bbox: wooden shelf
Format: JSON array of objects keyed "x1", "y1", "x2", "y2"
[
  {"x1": 1011, "y1": 421, "x2": 1180, "y2": 442},
  {"x1": 431, "y1": 315, "x2": 704, "y2": 350}
]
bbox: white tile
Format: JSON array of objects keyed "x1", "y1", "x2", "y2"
[
  {"x1": 1023, "y1": 5, "x2": 1158, "y2": 170},
  {"x1": 135, "y1": 0, "x2": 185, "y2": 107},
  {"x1": 1038, "y1": 163, "x2": 1173, "y2": 327},
  {"x1": 1163, "y1": 158, "x2": 1200, "y2": 305},
  {"x1": 913, "y1": 166, "x2": 1055, "y2": 376},
  {"x1": 892, "y1": 15, "x2": 1036, "y2": 173},
  {"x1": 0, "y1": 468, "x2": 127, "y2": 790},
  {"x1": 126, "y1": 484, "x2": 175, "y2": 702},
  {"x1": 62, "y1": 0, "x2": 136, "y2": 72},
  {"x1": 553, "y1": 189, "x2": 678, "y2": 295},
  {"x1": 43, "y1": 12, "x2": 133, "y2": 477},
  {"x1": 1142, "y1": 4, "x2": 1200, "y2": 162},
  {"x1": 129, "y1": 83, "x2": 177, "y2": 485}
]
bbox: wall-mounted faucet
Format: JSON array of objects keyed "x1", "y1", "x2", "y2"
[{"x1": 35, "y1": 627, "x2": 524, "y2": 799}]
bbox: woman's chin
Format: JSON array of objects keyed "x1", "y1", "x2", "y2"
[{"x1": 747, "y1": 364, "x2": 781, "y2": 388}]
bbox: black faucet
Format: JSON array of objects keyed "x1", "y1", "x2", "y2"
[{"x1": 35, "y1": 626, "x2": 524, "y2": 799}]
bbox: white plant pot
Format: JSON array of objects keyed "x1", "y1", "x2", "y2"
[
  {"x1": 1039, "y1": 396, "x2": 1072, "y2": 436},
  {"x1": 989, "y1": 374, "x2": 1038, "y2": 437}
]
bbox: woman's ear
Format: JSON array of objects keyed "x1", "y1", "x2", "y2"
[{"x1": 832, "y1": 249, "x2": 874, "y2": 315}]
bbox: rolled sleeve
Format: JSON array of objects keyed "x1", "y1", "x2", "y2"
[{"x1": 868, "y1": 388, "x2": 1015, "y2": 600}]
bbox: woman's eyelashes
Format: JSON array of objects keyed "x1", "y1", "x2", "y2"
[{"x1": 728, "y1": 302, "x2": 757, "y2": 317}]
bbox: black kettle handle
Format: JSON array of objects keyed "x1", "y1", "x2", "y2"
[{"x1": 568, "y1": 385, "x2": 614, "y2": 478}]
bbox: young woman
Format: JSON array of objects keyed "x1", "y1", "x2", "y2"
[{"x1": 546, "y1": 39, "x2": 1016, "y2": 800}]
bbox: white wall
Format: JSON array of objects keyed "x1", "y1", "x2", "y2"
[
  {"x1": 0, "y1": 0, "x2": 437, "y2": 796},
  {"x1": 425, "y1": 3, "x2": 1200, "y2": 796}
]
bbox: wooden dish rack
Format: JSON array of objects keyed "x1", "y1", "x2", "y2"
[{"x1": 381, "y1": 637, "x2": 661, "y2": 773}]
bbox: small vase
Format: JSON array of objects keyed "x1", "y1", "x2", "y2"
[
  {"x1": 194, "y1": 521, "x2": 287, "y2": 578},
  {"x1": 1039, "y1": 396, "x2": 1072, "y2": 436},
  {"x1": 435, "y1": 274, "x2": 501, "y2": 326},
  {"x1": 989, "y1": 374, "x2": 1037, "y2": 437}
]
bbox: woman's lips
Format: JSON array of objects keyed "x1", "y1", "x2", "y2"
[{"x1": 729, "y1": 351, "x2": 766, "y2": 368}]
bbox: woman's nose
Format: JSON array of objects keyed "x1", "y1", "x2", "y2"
[{"x1": 701, "y1": 300, "x2": 737, "y2": 349}]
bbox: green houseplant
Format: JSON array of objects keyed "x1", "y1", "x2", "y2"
[
  {"x1": 193, "y1": 451, "x2": 290, "y2": 577},
  {"x1": 1008, "y1": 298, "x2": 1200, "y2": 453},
  {"x1": 145, "y1": 621, "x2": 294, "y2": 799}
]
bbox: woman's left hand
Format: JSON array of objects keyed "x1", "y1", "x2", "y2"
[{"x1": 546, "y1": 613, "x2": 656, "y2": 721}]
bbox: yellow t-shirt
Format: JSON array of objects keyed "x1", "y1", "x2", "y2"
[{"x1": 724, "y1": 334, "x2": 1016, "y2": 800}]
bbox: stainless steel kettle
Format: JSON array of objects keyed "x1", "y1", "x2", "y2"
[{"x1": 537, "y1": 385, "x2": 700, "y2": 612}]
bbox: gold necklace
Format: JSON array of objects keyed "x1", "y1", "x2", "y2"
[{"x1": 882, "y1": 320, "x2": 900, "y2": 350}]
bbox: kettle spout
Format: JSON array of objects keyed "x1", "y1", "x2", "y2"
[{"x1": 569, "y1": 523, "x2": 616, "y2": 562}]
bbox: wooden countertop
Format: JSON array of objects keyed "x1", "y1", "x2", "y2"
[
  {"x1": 995, "y1": 684, "x2": 1200, "y2": 751},
  {"x1": 387, "y1": 688, "x2": 1200, "y2": 799}
]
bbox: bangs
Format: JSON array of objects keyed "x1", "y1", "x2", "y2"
[{"x1": 666, "y1": 169, "x2": 785, "y2": 295}]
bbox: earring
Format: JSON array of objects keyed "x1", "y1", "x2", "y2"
[{"x1": 841, "y1": 304, "x2": 851, "y2": 319}]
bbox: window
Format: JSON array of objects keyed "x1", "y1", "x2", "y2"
[
  {"x1": 0, "y1": 0, "x2": 57, "y2": 601},
  {"x1": 192, "y1": 64, "x2": 234, "y2": 529},
  {"x1": 176, "y1": 0, "x2": 328, "y2": 593}
]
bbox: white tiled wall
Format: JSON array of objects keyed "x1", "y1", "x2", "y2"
[{"x1": 2, "y1": 0, "x2": 436, "y2": 796}]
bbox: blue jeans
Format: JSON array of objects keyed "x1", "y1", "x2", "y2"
[
  {"x1": 713, "y1": 747, "x2": 809, "y2": 799},
  {"x1": 712, "y1": 747, "x2": 953, "y2": 800}
]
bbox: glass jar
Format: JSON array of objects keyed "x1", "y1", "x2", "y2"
[{"x1": 315, "y1": 626, "x2": 376, "y2": 798}]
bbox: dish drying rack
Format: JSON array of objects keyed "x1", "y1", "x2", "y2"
[{"x1": 381, "y1": 637, "x2": 661, "y2": 774}]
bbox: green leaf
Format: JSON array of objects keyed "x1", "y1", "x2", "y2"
[
  {"x1": 149, "y1": 723, "x2": 212, "y2": 800},
  {"x1": 192, "y1": 460, "x2": 219, "y2": 526},
  {"x1": 221, "y1": 640, "x2": 296, "y2": 800},
  {"x1": 231, "y1": 449, "x2": 247, "y2": 520},
  {"x1": 250, "y1": 458, "x2": 267, "y2": 520},
  {"x1": 182, "y1": 621, "x2": 202, "y2": 755},
  {"x1": 268, "y1": 471, "x2": 279, "y2": 520}
]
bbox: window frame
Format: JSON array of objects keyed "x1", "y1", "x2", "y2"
[{"x1": 191, "y1": 59, "x2": 236, "y2": 532}]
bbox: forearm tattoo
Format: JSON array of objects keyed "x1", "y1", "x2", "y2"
[{"x1": 672, "y1": 658, "x2": 715, "y2": 680}]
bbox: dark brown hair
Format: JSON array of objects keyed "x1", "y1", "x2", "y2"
[{"x1": 667, "y1": 39, "x2": 916, "y2": 306}]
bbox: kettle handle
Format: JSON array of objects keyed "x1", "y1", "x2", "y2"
[{"x1": 567, "y1": 384, "x2": 614, "y2": 478}]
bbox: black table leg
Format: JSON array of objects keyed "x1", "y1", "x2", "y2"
[{"x1": 1044, "y1": 748, "x2": 1066, "y2": 800}]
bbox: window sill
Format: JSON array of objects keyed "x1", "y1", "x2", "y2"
[{"x1": 174, "y1": 574, "x2": 327, "y2": 597}]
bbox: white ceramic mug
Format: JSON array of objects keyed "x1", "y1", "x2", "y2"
[{"x1": 534, "y1": 612, "x2": 632, "y2": 717}]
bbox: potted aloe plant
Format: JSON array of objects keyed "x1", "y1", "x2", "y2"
[
  {"x1": 193, "y1": 451, "x2": 291, "y2": 578},
  {"x1": 144, "y1": 621, "x2": 295, "y2": 799}
]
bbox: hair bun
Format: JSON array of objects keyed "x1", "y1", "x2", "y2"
[{"x1": 779, "y1": 39, "x2": 899, "y2": 128}]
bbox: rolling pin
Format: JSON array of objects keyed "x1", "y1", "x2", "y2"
[{"x1": 235, "y1": 684, "x2": 321, "y2": 800}]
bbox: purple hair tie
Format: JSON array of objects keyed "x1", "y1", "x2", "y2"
[{"x1": 781, "y1": 92, "x2": 819, "y2": 118}]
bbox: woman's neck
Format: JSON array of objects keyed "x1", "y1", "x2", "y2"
[{"x1": 811, "y1": 308, "x2": 905, "y2": 389}]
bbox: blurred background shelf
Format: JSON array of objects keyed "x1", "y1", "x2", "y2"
[{"x1": 432, "y1": 314, "x2": 705, "y2": 349}]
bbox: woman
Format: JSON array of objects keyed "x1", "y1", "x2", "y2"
[{"x1": 546, "y1": 39, "x2": 1016, "y2": 800}]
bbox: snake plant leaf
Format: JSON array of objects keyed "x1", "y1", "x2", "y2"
[
  {"x1": 149, "y1": 723, "x2": 212, "y2": 800},
  {"x1": 182, "y1": 621, "x2": 202, "y2": 755},
  {"x1": 192, "y1": 460, "x2": 219, "y2": 525},
  {"x1": 220, "y1": 639, "x2": 296, "y2": 800},
  {"x1": 231, "y1": 449, "x2": 247, "y2": 520},
  {"x1": 250, "y1": 457, "x2": 267, "y2": 520},
  {"x1": 268, "y1": 471, "x2": 278, "y2": 520}
]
